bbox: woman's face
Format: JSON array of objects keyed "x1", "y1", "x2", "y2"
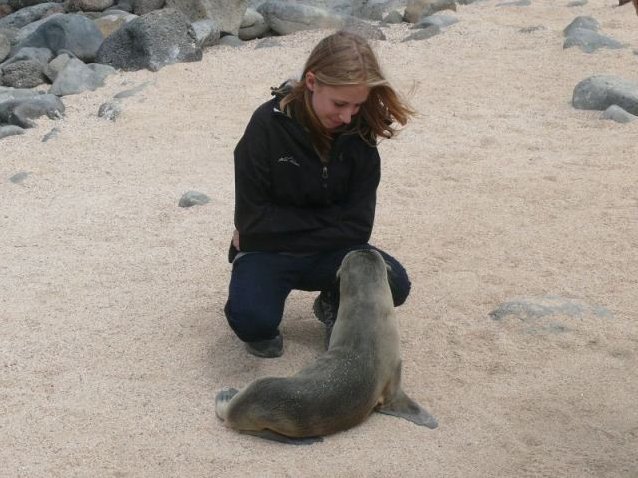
[{"x1": 305, "y1": 72, "x2": 370, "y2": 131}]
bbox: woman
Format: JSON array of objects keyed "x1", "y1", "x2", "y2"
[{"x1": 225, "y1": 31, "x2": 415, "y2": 358}]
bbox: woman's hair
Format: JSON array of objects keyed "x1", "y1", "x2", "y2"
[{"x1": 276, "y1": 30, "x2": 415, "y2": 159}]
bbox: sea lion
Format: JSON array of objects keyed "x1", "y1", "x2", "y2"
[{"x1": 215, "y1": 249, "x2": 438, "y2": 444}]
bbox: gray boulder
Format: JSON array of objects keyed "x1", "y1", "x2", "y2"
[
  {"x1": 413, "y1": 12, "x2": 458, "y2": 28},
  {"x1": 49, "y1": 58, "x2": 115, "y2": 95},
  {"x1": 0, "y1": 3, "x2": 64, "y2": 30},
  {"x1": 12, "y1": 12, "x2": 63, "y2": 46},
  {"x1": 132, "y1": 0, "x2": 164, "y2": 15},
  {"x1": 572, "y1": 75, "x2": 638, "y2": 115},
  {"x1": 164, "y1": 0, "x2": 247, "y2": 35},
  {"x1": 563, "y1": 15, "x2": 599, "y2": 36},
  {"x1": 238, "y1": 7, "x2": 268, "y2": 40},
  {"x1": 0, "y1": 124, "x2": 25, "y2": 139},
  {"x1": 191, "y1": 18, "x2": 220, "y2": 47},
  {"x1": 0, "y1": 32, "x2": 10, "y2": 62},
  {"x1": 402, "y1": 23, "x2": 440, "y2": 41},
  {"x1": 1, "y1": 46, "x2": 53, "y2": 67},
  {"x1": 217, "y1": 33, "x2": 243, "y2": 47},
  {"x1": 0, "y1": 59, "x2": 46, "y2": 87},
  {"x1": 563, "y1": 28, "x2": 624, "y2": 53},
  {"x1": 601, "y1": 105, "x2": 636, "y2": 124},
  {"x1": 0, "y1": 84, "x2": 42, "y2": 101},
  {"x1": 43, "y1": 52, "x2": 72, "y2": 81},
  {"x1": 96, "y1": 8, "x2": 202, "y2": 71},
  {"x1": 257, "y1": 0, "x2": 345, "y2": 35},
  {"x1": 0, "y1": 93, "x2": 63, "y2": 127},
  {"x1": 65, "y1": 0, "x2": 115, "y2": 12},
  {"x1": 382, "y1": 9, "x2": 403, "y2": 24},
  {"x1": 93, "y1": 10, "x2": 137, "y2": 38},
  {"x1": 404, "y1": 0, "x2": 455, "y2": 24},
  {"x1": 15, "y1": 14, "x2": 105, "y2": 62}
]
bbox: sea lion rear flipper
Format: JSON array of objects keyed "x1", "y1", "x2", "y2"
[
  {"x1": 376, "y1": 388, "x2": 438, "y2": 429},
  {"x1": 243, "y1": 430, "x2": 324, "y2": 445}
]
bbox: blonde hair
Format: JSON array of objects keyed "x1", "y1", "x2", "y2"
[{"x1": 277, "y1": 30, "x2": 415, "y2": 159}]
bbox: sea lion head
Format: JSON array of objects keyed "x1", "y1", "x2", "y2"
[{"x1": 337, "y1": 249, "x2": 390, "y2": 294}]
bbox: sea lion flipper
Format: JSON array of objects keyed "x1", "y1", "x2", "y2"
[
  {"x1": 376, "y1": 389, "x2": 438, "y2": 429},
  {"x1": 243, "y1": 430, "x2": 324, "y2": 445}
]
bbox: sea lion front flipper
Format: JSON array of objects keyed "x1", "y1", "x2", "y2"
[
  {"x1": 242, "y1": 430, "x2": 324, "y2": 445},
  {"x1": 376, "y1": 388, "x2": 438, "y2": 429}
]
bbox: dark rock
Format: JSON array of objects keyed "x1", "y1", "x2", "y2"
[
  {"x1": 96, "y1": 8, "x2": 202, "y2": 71},
  {"x1": 49, "y1": 57, "x2": 115, "y2": 96},
  {"x1": 0, "y1": 93, "x2": 64, "y2": 127},
  {"x1": 572, "y1": 75, "x2": 638, "y2": 115},
  {"x1": 404, "y1": 0, "x2": 456, "y2": 24},
  {"x1": 191, "y1": 18, "x2": 220, "y2": 47},
  {"x1": 563, "y1": 28, "x2": 624, "y2": 53},
  {"x1": 15, "y1": 14, "x2": 105, "y2": 63},
  {"x1": 9, "y1": 171, "x2": 29, "y2": 183},
  {"x1": 402, "y1": 24, "x2": 440, "y2": 41},
  {"x1": 519, "y1": 25, "x2": 545, "y2": 33},
  {"x1": 2, "y1": 46, "x2": 53, "y2": 67},
  {"x1": 382, "y1": 10, "x2": 403, "y2": 24},
  {"x1": 179, "y1": 190, "x2": 210, "y2": 207},
  {"x1": 0, "y1": 31, "x2": 9, "y2": 61},
  {"x1": 164, "y1": 0, "x2": 247, "y2": 35},
  {"x1": 0, "y1": 3, "x2": 64, "y2": 30},
  {"x1": 563, "y1": 15, "x2": 599, "y2": 36},
  {"x1": 1, "y1": 59, "x2": 46, "y2": 87},
  {"x1": 65, "y1": 0, "x2": 115, "y2": 12},
  {"x1": 132, "y1": 0, "x2": 163, "y2": 15},
  {"x1": 9, "y1": 0, "x2": 52, "y2": 9},
  {"x1": 0, "y1": 124, "x2": 24, "y2": 138},
  {"x1": 0, "y1": 4, "x2": 13, "y2": 19},
  {"x1": 97, "y1": 99, "x2": 120, "y2": 119}
]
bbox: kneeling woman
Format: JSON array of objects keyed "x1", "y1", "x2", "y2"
[{"x1": 224, "y1": 31, "x2": 415, "y2": 358}]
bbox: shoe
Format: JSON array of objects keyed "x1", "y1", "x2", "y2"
[
  {"x1": 245, "y1": 334, "x2": 283, "y2": 358},
  {"x1": 313, "y1": 292, "x2": 338, "y2": 350}
]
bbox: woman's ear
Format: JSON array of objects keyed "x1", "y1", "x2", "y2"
[{"x1": 305, "y1": 71, "x2": 316, "y2": 92}]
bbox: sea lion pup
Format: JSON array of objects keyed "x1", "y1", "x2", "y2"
[{"x1": 215, "y1": 249, "x2": 438, "y2": 444}]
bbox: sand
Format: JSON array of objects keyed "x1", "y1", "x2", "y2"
[{"x1": 2, "y1": 0, "x2": 638, "y2": 476}]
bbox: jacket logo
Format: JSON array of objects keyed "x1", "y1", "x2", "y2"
[{"x1": 277, "y1": 156, "x2": 300, "y2": 167}]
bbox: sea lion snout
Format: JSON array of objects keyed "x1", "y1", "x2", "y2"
[{"x1": 338, "y1": 249, "x2": 387, "y2": 280}]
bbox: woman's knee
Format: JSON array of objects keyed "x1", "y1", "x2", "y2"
[{"x1": 224, "y1": 298, "x2": 281, "y2": 342}]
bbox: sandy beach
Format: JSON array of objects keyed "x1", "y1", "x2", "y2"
[{"x1": 2, "y1": 0, "x2": 638, "y2": 476}]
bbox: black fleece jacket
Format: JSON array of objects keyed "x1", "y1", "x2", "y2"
[{"x1": 231, "y1": 93, "x2": 381, "y2": 258}]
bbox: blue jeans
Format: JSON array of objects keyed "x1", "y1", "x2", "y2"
[{"x1": 224, "y1": 244, "x2": 411, "y2": 342}]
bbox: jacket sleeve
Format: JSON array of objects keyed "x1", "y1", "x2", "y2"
[{"x1": 233, "y1": 112, "x2": 340, "y2": 238}]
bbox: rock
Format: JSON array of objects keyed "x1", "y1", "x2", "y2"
[
  {"x1": 496, "y1": 0, "x2": 531, "y2": 6},
  {"x1": 96, "y1": 8, "x2": 202, "y2": 71},
  {"x1": 404, "y1": 0, "x2": 456, "y2": 24},
  {"x1": 0, "y1": 124, "x2": 24, "y2": 138},
  {"x1": 97, "y1": 99, "x2": 121, "y2": 119},
  {"x1": 0, "y1": 3, "x2": 64, "y2": 30},
  {"x1": 238, "y1": 7, "x2": 267, "y2": 40},
  {"x1": 563, "y1": 28, "x2": 624, "y2": 53},
  {"x1": 93, "y1": 11, "x2": 137, "y2": 38},
  {"x1": 191, "y1": 18, "x2": 220, "y2": 47},
  {"x1": 0, "y1": 59, "x2": 46, "y2": 87},
  {"x1": 0, "y1": 84, "x2": 42, "y2": 101},
  {"x1": 65, "y1": 0, "x2": 114, "y2": 12},
  {"x1": 178, "y1": 190, "x2": 210, "y2": 207},
  {"x1": 15, "y1": 14, "x2": 105, "y2": 63},
  {"x1": 0, "y1": 93, "x2": 64, "y2": 127},
  {"x1": 217, "y1": 33, "x2": 242, "y2": 47},
  {"x1": 9, "y1": 171, "x2": 28, "y2": 183},
  {"x1": 490, "y1": 296, "x2": 612, "y2": 321},
  {"x1": 601, "y1": 104, "x2": 636, "y2": 123},
  {"x1": 12, "y1": 12, "x2": 63, "y2": 46},
  {"x1": 255, "y1": 36, "x2": 280, "y2": 48},
  {"x1": 43, "y1": 52, "x2": 72, "y2": 82},
  {"x1": 0, "y1": 4, "x2": 13, "y2": 19},
  {"x1": 402, "y1": 23, "x2": 440, "y2": 41},
  {"x1": 342, "y1": 17, "x2": 385, "y2": 40},
  {"x1": 1, "y1": 46, "x2": 53, "y2": 67},
  {"x1": 0, "y1": 31, "x2": 9, "y2": 62},
  {"x1": 9, "y1": 0, "x2": 51, "y2": 8},
  {"x1": 257, "y1": 0, "x2": 345, "y2": 35},
  {"x1": 132, "y1": 0, "x2": 164, "y2": 15},
  {"x1": 164, "y1": 0, "x2": 247, "y2": 35},
  {"x1": 567, "y1": 0, "x2": 587, "y2": 6},
  {"x1": 382, "y1": 9, "x2": 403, "y2": 24},
  {"x1": 413, "y1": 12, "x2": 458, "y2": 29},
  {"x1": 49, "y1": 57, "x2": 115, "y2": 96},
  {"x1": 41, "y1": 125, "x2": 59, "y2": 140},
  {"x1": 113, "y1": 80, "x2": 149, "y2": 98},
  {"x1": 563, "y1": 15, "x2": 599, "y2": 36},
  {"x1": 572, "y1": 75, "x2": 638, "y2": 115}
]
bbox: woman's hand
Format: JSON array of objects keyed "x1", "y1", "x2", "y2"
[{"x1": 232, "y1": 229, "x2": 240, "y2": 251}]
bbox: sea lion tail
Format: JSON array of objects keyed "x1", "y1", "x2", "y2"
[{"x1": 215, "y1": 387, "x2": 239, "y2": 421}]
